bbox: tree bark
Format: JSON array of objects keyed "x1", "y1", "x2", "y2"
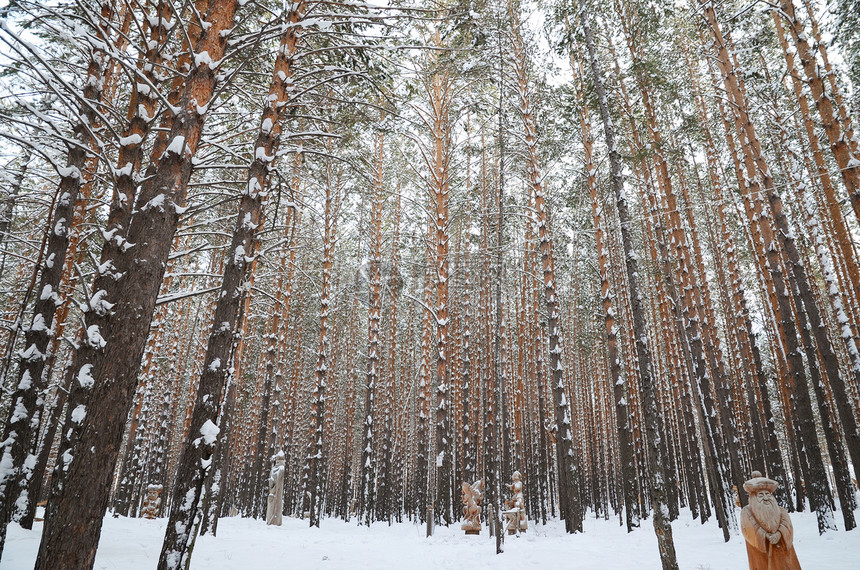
[
  {"x1": 0, "y1": 1, "x2": 114, "y2": 556},
  {"x1": 700, "y1": 1, "x2": 835, "y2": 532},
  {"x1": 511, "y1": 4, "x2": 581, "y2": 532},
  {"x1": 35, "y1": 2, "x2": 240, "y2": 568},
  {"x1": 776, "y1": 0, "x2": 860, "y2": 224},
  {"x1": 582, "y1": 13, "x2": 678, "y2": 569},
  {"x1": 359, "y1": 126, "x2": 384, "y2": 524}
]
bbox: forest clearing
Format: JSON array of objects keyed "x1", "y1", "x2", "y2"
[
  {"x1": 3, "y1": 508, "x2": 860, "y2": 569},
  {"x1": 0, "y1": 0, "x2": 858, "y2": 568}
]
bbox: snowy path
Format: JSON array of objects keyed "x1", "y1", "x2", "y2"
[{"x1": 4, "y1": 508, "x2": 858, "y2": 569}]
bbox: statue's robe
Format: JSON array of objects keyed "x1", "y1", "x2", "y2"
[
  {"x1": 741, "y1": 506, "x2": 802, "y2": 570},
  {"x1": 266, "y1": 462, "x2": 285, "y2": 526}
]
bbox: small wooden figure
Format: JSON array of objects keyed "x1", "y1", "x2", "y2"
[
  {"x1": 740, "y1": 471, "x2": 802, "y2": 570},
  {"x1": 461, "y1": 479, "x2": 483, "y2": 535},
  {"x1": 140, "y1": 484, "x2": 163, "y2": 520},
  {"x1": 504, "y1": 470, "x2": 527, "y2": 535}
]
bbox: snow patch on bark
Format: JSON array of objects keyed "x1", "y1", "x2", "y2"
[
  {"x1": 71, "y1": 405, "x2": 87, "y2": 424},
  {"x1": 200, "y1": 420, "x2": 219, "y2": 445},
  {"x1": 86, "y1": 325, "x2": 106, "y2": 349},
  {"x1": 77, "y1": 364, "x2": 95, "y2": 388}
]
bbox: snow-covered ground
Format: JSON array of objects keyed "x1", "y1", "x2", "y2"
[{"x1": 4, "y1": 508, "x2": 859, "y2": 569}]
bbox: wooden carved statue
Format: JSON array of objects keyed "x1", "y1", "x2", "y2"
[
  {"x1": 266, "y1": 451, "x2": 286, "y2": 526},
  {"x1": 740, "y1": 471, "x2": 802, "y2": 570},
  {"x1": 461, "y1": 479, "x2": 483, "y2": 535},
  {"x1": 504, "y1": 470, "x2": 527, "y2": 534},
  {"x1": 140, "y1": 484, "x2": 163, "y2": 520}
]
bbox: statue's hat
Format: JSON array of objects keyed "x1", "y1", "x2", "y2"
[{"x1": 743, "y1": 470, "x2": 779, "y2": 495}]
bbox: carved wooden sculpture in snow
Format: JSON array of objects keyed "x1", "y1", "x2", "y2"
[
  {"x1": 140, "y1": 485, "x2": 163, "y2": 520},
  {"x1": 266, "y1": 452, "x2": 286, "y2": 526},
  {"x1": 461, "y1": 479, "x2": 483, "y2": 535},
  {"x1": 741, "y1": 471, "x2": 802, "y2": 570},
  {"x1": 504, "y1": 470, "x2": 527, "y2": 535}
]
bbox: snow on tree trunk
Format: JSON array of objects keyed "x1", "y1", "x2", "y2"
[
  {"x1": 569, "y1": 43, "x2": 639, "y2": 532},
  {"x1": 359, "y1": 126, "x2": 384, "y2": 525},
  {"x1": 699, "y1": 0, "x2": 836, "y2": 534},
  {"x1": 510, "y1": 3, "x2": 582, "y2": 533},
  {"x1": 0, "y1": 1, "x2": 115, "y2": 557},
  {"x1": 159, "y1": 4, "x2": 303, "y2": 566},
  {"x1": 581, "y1": 12, "x2": 679, "y2": 569},
  {"x1": 302, "y1": 150, "x2": 338, "y2": 528},
  {"x1": 34, "y1": 2, "x2": 241, "y2": 568}
]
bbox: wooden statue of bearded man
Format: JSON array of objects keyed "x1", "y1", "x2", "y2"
[{"x1": 740, "y1": 471, "x2": 802, "y2": 570}]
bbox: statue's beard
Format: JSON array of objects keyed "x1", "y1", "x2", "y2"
[{"x1": 750, "y1": 496, "x2": 782, "y2": 534}]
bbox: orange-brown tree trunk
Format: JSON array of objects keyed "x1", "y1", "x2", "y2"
[{"x1": 511, "y1": 5, "x2": 581, "y2": 532}]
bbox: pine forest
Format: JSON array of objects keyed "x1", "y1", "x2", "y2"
[{"x1": 0, "y1": 0, "x2": 858, "y2": 568}]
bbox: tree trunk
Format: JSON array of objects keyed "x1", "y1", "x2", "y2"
[
  {"x1": 34, "y1": 2, "x2": 240, "y2": 568},
  {"x1": 359, "y1": 126, "x2": 384, "y2": 524},
  {"x1": 569, "y1": 43, "x2": 638, "y2": 531},
  {"x1": 582, "y1": 13, "x2": 678, "y2": 569},
  {"x1": 511, "y1": 5, "x2": 581, "y2": 532},
  {"x1": 776, "y1": 0, "x2": 860, "y2": 224},
  {"x1": 699, "y1": 1, "x2": 836, "y2": 532},
  {"x1": 0, "y1": 1, "x2": 114, "y2": 556}
]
